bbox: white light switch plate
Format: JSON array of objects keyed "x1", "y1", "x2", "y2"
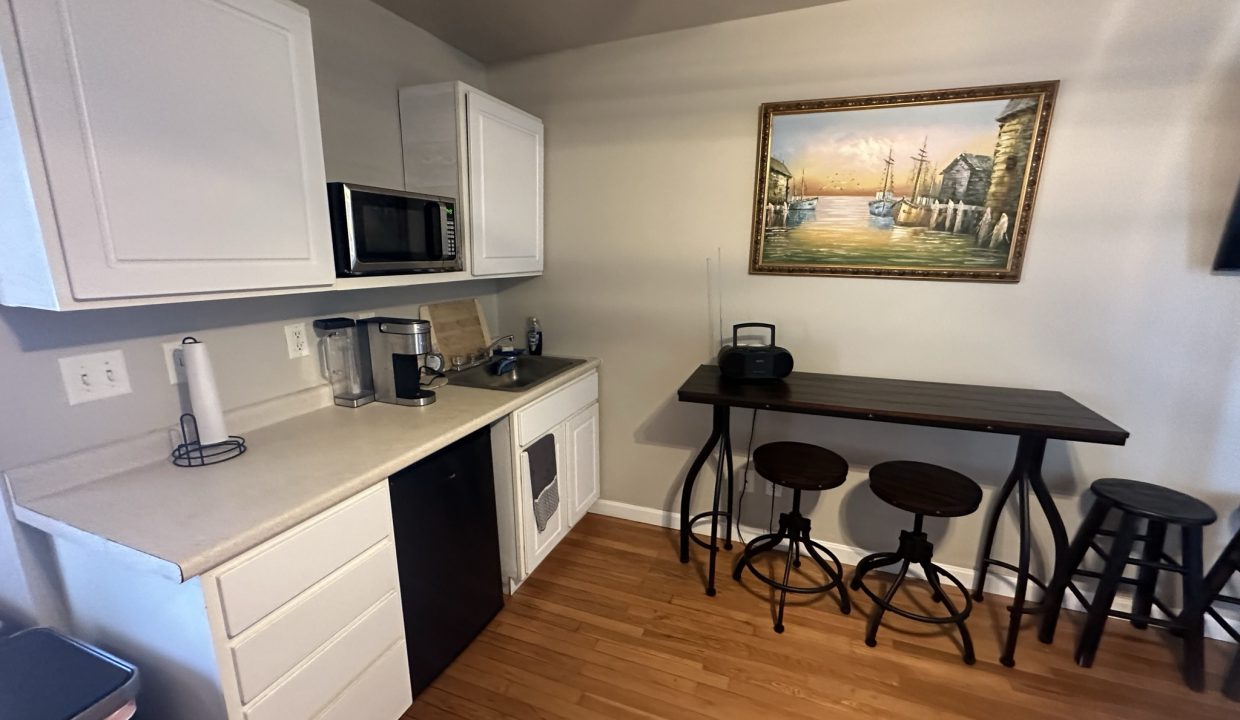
[
  {"x1": 284, "y1": 322, "x2": 310, "y2": 358},
  {"x1": 59, "y1": 350, "x2": 132, "y2": 405}
]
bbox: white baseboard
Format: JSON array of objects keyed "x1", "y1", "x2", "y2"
[{"x1": 589, "y1": 499, "x2": 1236, "y2": 643}]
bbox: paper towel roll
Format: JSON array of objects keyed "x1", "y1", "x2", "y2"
[{"x1": 181, "y1": 338, "x2": 229, "y2": 445}]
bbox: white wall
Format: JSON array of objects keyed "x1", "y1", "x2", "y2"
[
  {"x1": 0, "y1": 0, "x2": 489, "y2": 628},
  {"x1": 490, "y1": 0, "x2": 1240, "y2": 568}
]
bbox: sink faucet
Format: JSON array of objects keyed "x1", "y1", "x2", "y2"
[
  {"x1": 462, "y1": 335, "x2": 515, "y2": 368},
  {"x1": 483, "y1": 335, "x2": 515, "y2": 357},
  {"x1": 451, "y1": 335, "x2": 518, "y2": 373}
]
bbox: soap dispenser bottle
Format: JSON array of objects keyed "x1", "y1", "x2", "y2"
[{"x1": 527, "y1": 317, "x2": 543, "y2": 356}]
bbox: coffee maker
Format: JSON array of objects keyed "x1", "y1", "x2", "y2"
[{"x1": 364, "y1": 317, "x2": 437, "y2": 406}]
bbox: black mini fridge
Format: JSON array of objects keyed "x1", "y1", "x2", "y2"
[{"x1": 388, "y1": 426, "x2": 504, "y2": 696}]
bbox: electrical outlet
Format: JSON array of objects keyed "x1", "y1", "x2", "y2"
[
  {"x1": 59, "y1": 349, "x2": 132, "y2": 405},
  {"x1": 284, "y1": 322, "x2": 310, "y2": 358},
  {"x1": 764, "y1": 480, "x2": 783, "y2": 498},
  {"x1": 162, "y1": 341, "x2": 187, "y2": 384}
]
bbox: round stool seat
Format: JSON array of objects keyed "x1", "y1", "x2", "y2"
[
  {"x1": 1090, "y1": 478, "x2": 1216, "y2": 526},
  {"x1": 753, "y1": 442, "x2": 848, "y2": 491},
  {"x1": 869, "y1": 461, "x2": 981, "y2": 517}
]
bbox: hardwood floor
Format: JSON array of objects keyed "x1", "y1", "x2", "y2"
[{"x1": 404, "y1": 514, "x2": 1235, "y2": 719}]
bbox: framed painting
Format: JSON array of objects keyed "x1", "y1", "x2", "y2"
[{"x1": 749, "y1": 81, "x2": 1058, "y2": 282}]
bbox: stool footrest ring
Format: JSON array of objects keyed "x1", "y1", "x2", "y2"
[
  {"x1": 853, "y1": 562, "x2": 974, "y2": 624},
  {"x1": 732, "y1": 524, "x2": 852, "y2": 630},
  {"x1": 687, "y1": 510, "x2": 732, "y2": 551},
  {"x1": 978, "y1": 558, "x2": 1048, "y2": 592},
  {"x1": 737, "y1": 535, "x2": 847, "y2": 594}
]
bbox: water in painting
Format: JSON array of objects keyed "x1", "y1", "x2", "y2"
[{"x1": 758, "y1": 95, "x2": 1043, "y2": 271}]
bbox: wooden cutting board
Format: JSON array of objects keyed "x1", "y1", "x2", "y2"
[{"x1": 419, "y1": 298, "x2": 492, "y2": 364}]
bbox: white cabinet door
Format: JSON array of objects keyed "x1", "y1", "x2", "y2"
[
  {"x1": 566, "y1": 403, "x2": 599, "y2": 524},
  {"x1": 519, "y1": 425, "x2": 568, "y2": 574},
  {"x1": 466, "y1": 90, "x2": 543, "y2": 276},
  {"x1": 11, "y1": 0, "x2": 333, "y2": 300}
]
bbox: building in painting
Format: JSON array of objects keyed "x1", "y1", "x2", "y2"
[
  {"x1": 937, "y1": 153, "x2": 993, "y2": 205},
  {"x1": 983, "y1": 97, "x2": 1038, "y2": 223},
  {"x1": 766, "y1": 157, "x2": 792, "y2": 206}
]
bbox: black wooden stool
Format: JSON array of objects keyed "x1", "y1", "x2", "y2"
[
  {"x1": 1038, "y1": 479, "x2": 1216, "y2": 690},
  {"x1": 1196, "y1": 525, "x2": 1240, "y2": 700},
  {"x1": 851, "y1": 461, "x2": 982, "y2": 664},
  {"x1": 732, "y1": 442, "x2": 851, "y2": 632}
]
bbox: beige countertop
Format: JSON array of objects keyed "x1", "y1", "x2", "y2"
[{"x1": 6, "y1": 359, "x2": 600, "y2": 582}]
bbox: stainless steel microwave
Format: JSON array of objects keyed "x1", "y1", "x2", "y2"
[{"x1": 327, "y1": 183, "x2": 462, "y2": 276}]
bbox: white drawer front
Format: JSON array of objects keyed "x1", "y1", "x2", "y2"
[
  {"x1": 244, "y1": 592, "x2": 404, "y2": 720},
  {"x1": 515, "y1": 371, "x2": 598, "y2": 447},
  {"x1": 217, "y1": 484, "x2": 392, "y2": 636},
  {"x1": 231, "y1": 539, "x2": 399, "y2": 703},
  {"x1": 315, "y1": 640, "x2": 411, "y2": 720}
]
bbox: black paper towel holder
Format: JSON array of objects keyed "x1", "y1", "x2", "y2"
[{"x1": 171, "y1": 412, "x2": 246, "y2": 468}]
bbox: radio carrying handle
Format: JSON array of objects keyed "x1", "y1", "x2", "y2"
[{"x1": 732, "y1": 322, "x2": 775, "y2": 348}]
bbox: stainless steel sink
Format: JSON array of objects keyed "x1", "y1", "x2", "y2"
[{"x1": 448, "y1": 355, "x2": 585, "y2": 392}]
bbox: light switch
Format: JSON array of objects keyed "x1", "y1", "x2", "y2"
[{"x1": 59, "y1": 350, "x2": 132, "y2": 405}]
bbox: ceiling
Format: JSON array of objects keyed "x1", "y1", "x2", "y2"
[{"x1": 371, "y1": 0, "x2": 838, "y2": 64}]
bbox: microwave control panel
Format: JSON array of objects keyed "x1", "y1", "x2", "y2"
[{"x1": 444, "y1": 215, "x2": 457, "y2": 259}]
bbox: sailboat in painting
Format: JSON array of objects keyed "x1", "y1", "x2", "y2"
[
  {"x1": 789, "y1": 169, "x2": 818, "y2": 211},
  {"x1": 868, "y1": 148, "x2": 896, "y2": 218},
  {"x1": 893, "y1": 138, "x2": 934, "y2": 227}
]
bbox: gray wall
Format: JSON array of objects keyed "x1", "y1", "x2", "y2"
[
  {"x1": 0, "y1": 0, "x2": 491, "y2": 627},
  {"x1": 489, "y1": 0, "x2": 1240, "y2": 571}
]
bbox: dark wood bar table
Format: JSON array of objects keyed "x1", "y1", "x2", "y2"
[{"x1": 676, "y1": 364, "x2": 1128, "y2": 667}]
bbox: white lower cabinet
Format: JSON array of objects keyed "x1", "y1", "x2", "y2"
[
  {"x1": 517, "y1": 422, "x2": 568, "y2": 572},
  {"x1": 206, "y1": 483, "x2": 411, "y2": 720},
  {"x1": 494, "y1": 370, "x2": 600, "y2": 591},
  {"x1": 567, "y1": 403, "x2": 601, "y2": 522},
  {"x1": 47, "y1": 482, "x2": 411, "y2": 720},
  {"x1": 228, "y1": 541, "x2": 400, "y2": 703},
  {"x1": 239, "y1": 593, "x2": 405, "y2": 720}
]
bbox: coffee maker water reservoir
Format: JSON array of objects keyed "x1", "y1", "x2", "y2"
[{"x1": 312, "y1": 317, "x2": 375, "y2": 408}]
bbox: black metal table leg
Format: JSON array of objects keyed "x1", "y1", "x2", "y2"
[
  {"x1": 973, "y1": 435, "x2": 1063, "y2": 668},
  {"x1": 972, "y1": 464, "x2": 1018, "y2": 601},
  {"x1": 1027, "y1": 445, "x2": 1070, "y2": 585},
  {"x1": 679, "y1": 405, "x2": 729, "y2": 563}
]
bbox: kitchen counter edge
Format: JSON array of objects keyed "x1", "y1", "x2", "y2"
[{"x1": 7, "y1": 358, "x2": 601, "y2": 582}]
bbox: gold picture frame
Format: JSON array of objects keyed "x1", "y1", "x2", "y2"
[{"x1": 749, "y1": 81, "x2": 1058, "y2": 282}]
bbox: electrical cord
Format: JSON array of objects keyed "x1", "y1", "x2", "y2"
[
  {"x1": 735, "y1": 408, "x2": 759, "y2": 544},
  {"x1": 769, "y1": 473, "x2": 776, "y2": 534}
]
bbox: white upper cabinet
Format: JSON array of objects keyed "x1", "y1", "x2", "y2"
[
  {"x1": 0, "y1": 0, "x2": 333, "y2": 309},
  {"x1": 466, "y1": 91, "x2": 544, "y2": 276},
  {"x1": 400, "y1": 82, "x2": 544, "y2": 278}
]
